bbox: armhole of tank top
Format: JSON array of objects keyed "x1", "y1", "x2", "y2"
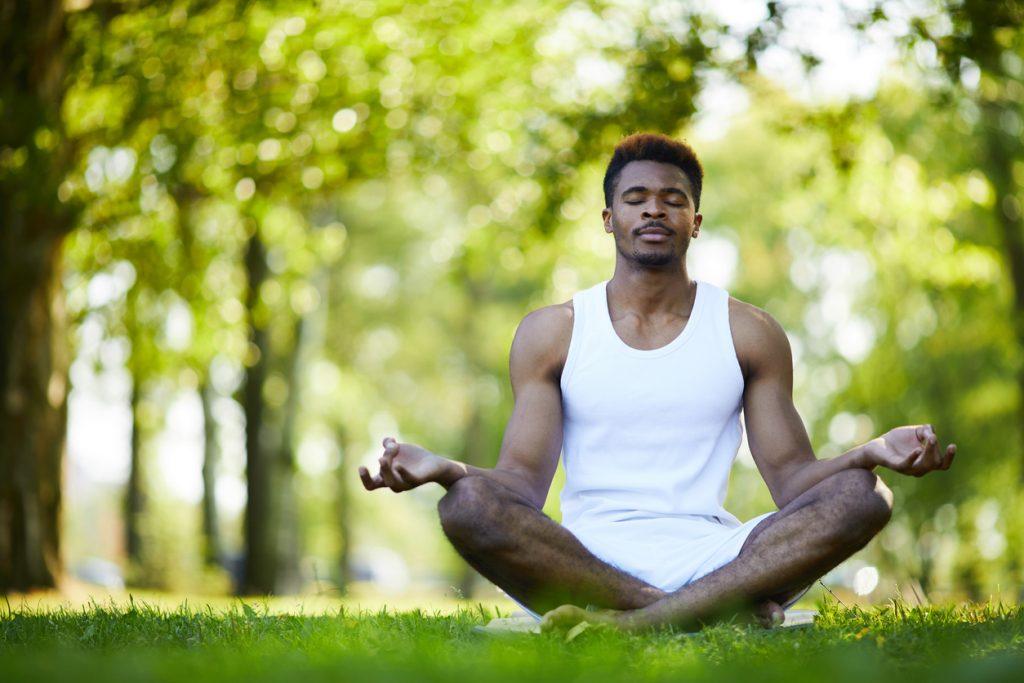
[
  {"x1": 720, "y1": 289, "x2": 746, "y2": 386},
  {"x1": 559, "y1": 291, "x2": 586, "y2": 393}
]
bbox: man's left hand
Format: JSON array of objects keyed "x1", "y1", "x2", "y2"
[{"x1": 863, "y1": 424, "x2": 956, "y2": 477}]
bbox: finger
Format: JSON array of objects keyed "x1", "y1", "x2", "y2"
[
  {"x1": 940, "y1": 444, "x2": 956, "y2": 470},
  {"x1": 921, "y1": 432, "x2": 940, "y2": 470},
  {"x1": 912, "y1": 443, "x2": 933, "y2": 473},
  {"x1": 900, "y1": 446, "x2": 924, "y2": 469},
  {"x1": 390, "y1": 462, "x2": 412, "y2": 489},
  {"x1": 900, "y1": 447, "x2": 925, "y2": 475},
  {"x1": 915, "y1": 425, "x2": 927, "y2": 444},
  {"x1": 393, "y1": 462, "x2": 415, "y2": 486},
  {"x1": 379, "y1": 457, "x2": 401, "y2": 490},
  {"x1": 381, "y1": 440, "x2": 400, "y2": 472},
  {"x1": 359, "y1": 466, "x2": 384, "y2": 491},
  {"x1": 381, "y1": 457, "x2": 413, "y2": 491}
]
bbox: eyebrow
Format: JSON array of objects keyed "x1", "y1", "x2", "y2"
[{"x1": 620, "y1": 186, "x2": 688, "y2": 198}]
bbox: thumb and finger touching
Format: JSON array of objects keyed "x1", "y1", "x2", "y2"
[
  {"x1": 897, "y1": 424, "x2": 957, "y2": 475},
  {"x1": 358, "y1": 466, "x2": 385, "y2": 490},
  {"x1": 359, "y1": 436, "x2": 412, "y2": 492}
]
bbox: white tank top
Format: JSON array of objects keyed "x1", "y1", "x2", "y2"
[{"x1": 559, "y1": 278, "x2": 745, "y2": 535}]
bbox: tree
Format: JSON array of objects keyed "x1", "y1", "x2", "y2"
[{"x1": 0, "y1": 0, "x2": 76, "y2": 592}]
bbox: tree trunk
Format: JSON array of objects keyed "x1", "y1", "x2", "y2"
[
  {"x1": 125, "y1": 374, "x2": 144, "y2": 566},
  {"x1": 200, "y1": 377, "x2": 222, "y2": 566},
  {"x1": 0, "y1": 0, "x2": 72, "y2": 594},
  {"x1": 335, "y1": 427, "x2": 351, "y2": 594},
  {"x1": 241, "y1": 228, "x2": 274, "y2": 594},
  {"x1": 273, "y1": 316, "x2": 305, "y2": 594},
  {"x1": 980, "y1": 101, "x2": 1024, "y2": 476},
  {"x1": 0, "y1": 238, "x2": 68, "y2": 592},
  {"x1": 979, "y1": 99, "x2": 1024, "y2": 599}
]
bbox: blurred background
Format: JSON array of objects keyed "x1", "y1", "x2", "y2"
[{"x1": 2, "y1": 0, "x2": 1022, "y2": 610}]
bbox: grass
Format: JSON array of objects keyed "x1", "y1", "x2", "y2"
[{"x1": 2, "y1": 597, "x2": 1023, "y2": 682}]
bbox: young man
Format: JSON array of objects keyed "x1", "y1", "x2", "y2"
[{"x1": 359, "y1": 133, "x2": 956, "y2": 632}]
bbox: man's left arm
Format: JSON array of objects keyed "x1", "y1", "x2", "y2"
[{"x1": 735, "y1": 302, "x2": 956, "y2": 509}]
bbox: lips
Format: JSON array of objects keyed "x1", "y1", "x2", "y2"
[{"x1": 636, "y1": 225, "x2": 673, "y2": 242}]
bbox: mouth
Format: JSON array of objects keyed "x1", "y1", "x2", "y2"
[{"x1": 635, "y1": 223, "x2": 673, "y2": 243}]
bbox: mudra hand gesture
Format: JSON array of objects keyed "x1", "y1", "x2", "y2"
[
  {"x1": 359, "y1": 437, "x2": 458, "y2": 492},
  {"x1": 862, "y1": 424, "x2": 956, "y2": 477}
]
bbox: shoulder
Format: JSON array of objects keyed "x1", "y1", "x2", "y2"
[
  {"x1": 727, "y1": 296, "x2": 792, "y2": 380},
  {"x1": 510, "y1": 301, "x2": 574, "y2": 382}
]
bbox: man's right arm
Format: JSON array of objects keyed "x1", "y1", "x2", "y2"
[
  {"x1": 446, "y1": 303, "x2": 572, "y2": 508},
  {"x1": 361, "y1": 303, "x2": 573, "y2": 510}
]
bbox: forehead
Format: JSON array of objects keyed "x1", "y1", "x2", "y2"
[{"x1": 616, "y1": 160, "x2": 692, "y2": 195}]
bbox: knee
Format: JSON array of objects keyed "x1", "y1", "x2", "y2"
[
  {"x1": 437, "y1": 476, "x2": 501, "y2": 547},
  {"x1": 827, "y1": 469, "x2": 894, "y2": 543}
]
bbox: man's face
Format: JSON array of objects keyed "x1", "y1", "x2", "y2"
[{"x1": 602, "y1": 160, "x2": 702, "y2": 268}]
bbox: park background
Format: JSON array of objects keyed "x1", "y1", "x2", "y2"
[{"x1": 2, "y1": 0, "x2": 1023, "y2": 617}]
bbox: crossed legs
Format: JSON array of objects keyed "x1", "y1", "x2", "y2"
[
  {"x1": 437, "y1": 476, "x2": 667, "y2": 614},
  {"x1": 437, "y1": 468, "x2": 893, "y2": 626}
]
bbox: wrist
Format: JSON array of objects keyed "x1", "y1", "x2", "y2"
[
  {"x1": 438, "y1": 459, "x2": 468, "y2": 488},
  {"x1": 850, "y1": 441, "x2": 879, "y2": 470}
]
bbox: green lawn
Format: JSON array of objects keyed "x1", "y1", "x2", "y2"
[{"x1": 2, "y1": 599, "x2": 1023, "y2": 682}]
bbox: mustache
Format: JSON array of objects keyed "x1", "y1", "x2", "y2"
[{"x1": 633, "y1": 221, "x2": 675, "y2": 234}]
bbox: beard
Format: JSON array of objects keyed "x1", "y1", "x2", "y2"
[{"x1": 612, "y1": 227, "x2": 688, "y2": 268}]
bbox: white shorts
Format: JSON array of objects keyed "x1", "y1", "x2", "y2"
[{"x1": 512, "y1": 511, "x2": 810, "y2": 621}]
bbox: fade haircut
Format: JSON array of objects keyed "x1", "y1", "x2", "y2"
[{"x1": 602, "y1": 133, "x2": 704, "y2": 211}]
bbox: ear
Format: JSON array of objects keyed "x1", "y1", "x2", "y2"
[
  {"x1": 692, "y1": 213, "x2": 702, "y2": 238},
  {"x1": 602, "y1": 207, "x2": 613, "y2": 234}
]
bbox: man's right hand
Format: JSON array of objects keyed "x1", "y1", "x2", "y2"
[{"x1": 358, "y1": 437, "x2": 461, "y2": 492}]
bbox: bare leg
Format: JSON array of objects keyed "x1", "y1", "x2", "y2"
[
  {"x1": 437, "y1": 476, "x2": 666, "y2": 614},
  {"x1": 620, "y1": 468, "x2": 894, "y2": 630}
]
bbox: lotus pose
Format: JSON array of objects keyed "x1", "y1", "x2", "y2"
[{"x1": 359, "y1": 133, "x2": 956, "y2": 632}]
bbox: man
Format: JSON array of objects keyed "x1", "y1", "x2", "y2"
[{"x1": 358, "y1": 133, "x2": 957, "y2": 632}]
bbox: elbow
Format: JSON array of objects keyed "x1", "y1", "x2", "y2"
[
  {"x1": 498, "y1": 465, "x2": 549, "y2": 510},
  {"x1": 766, "y1": 464, "x2": 806, "y2": 509},
  {"x1": 770, "y1": 489, "x2": 793, "y2": 510}
]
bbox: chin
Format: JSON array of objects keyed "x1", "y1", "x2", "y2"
[{"x1": 632, "y1": 250, "x2": 676, "y2": 267}]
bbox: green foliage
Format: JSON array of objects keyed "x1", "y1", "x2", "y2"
[{"x1": 7, "y1": 0, "x2": 1020, "y2": 597}]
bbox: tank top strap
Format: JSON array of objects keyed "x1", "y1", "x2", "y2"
[
  {"x1": 561, "y1": 281, "x2": 601, "y2": 391},
  {"x1": 698, "y1": 281, "x2": 744, "y2": 382}
]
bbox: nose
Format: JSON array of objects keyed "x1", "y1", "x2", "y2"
[{"x1": 641, "y1": 202, "x2": 666, "y2": 220}]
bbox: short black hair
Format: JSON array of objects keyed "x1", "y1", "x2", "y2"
[{"x1": 602, "y1": 133, "x2": 703, "y2": 210}]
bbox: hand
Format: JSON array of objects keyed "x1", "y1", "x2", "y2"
[
  {"x1": 539, "y1": 604, "x2": 624, "y2": 635},
  {"x1": 864, "y1": 424, "x2": 956, "y2": 477},
  {"x1": 358, "y1": 437, "x2": 453, "y2": 492}
]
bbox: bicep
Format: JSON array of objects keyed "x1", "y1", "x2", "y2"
[{"x1": 739, "y1": 311, "x2": 815, "y2": 503}]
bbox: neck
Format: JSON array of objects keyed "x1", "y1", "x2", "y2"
[{"x1": 607, "y1": 257, "x2": 694, "y2": 317}]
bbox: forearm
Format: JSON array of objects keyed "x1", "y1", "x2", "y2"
[
  {"x1": 773, "y1": 443, "x2": 872, "y2": 508},
  {"x1": 438, "y1": 459, "x2": 543, "y2": 508}
]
